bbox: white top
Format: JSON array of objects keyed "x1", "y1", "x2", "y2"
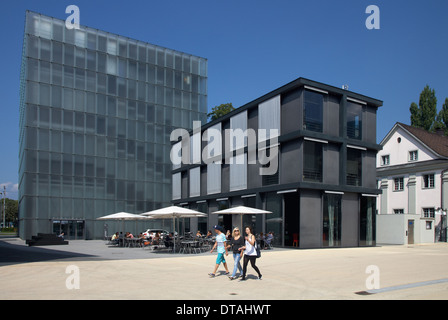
[{"x1": 244, "y1": 235, "x2": 257, "y2": 256}]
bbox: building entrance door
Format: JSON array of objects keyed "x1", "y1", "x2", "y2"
[
  {"x1": 408, "y1": 220, "x2": 414, "y2": 245},
  {"x1": 52, "y1": 220, "x2": 85, "y2": 240}
]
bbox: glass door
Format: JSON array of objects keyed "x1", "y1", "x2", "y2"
[
  {"x1": 264, "y1": 192, "x2": 282, "y2": 246},
  {"x1": 51, "y1": 220, "x2": 85, "y2": 240}
]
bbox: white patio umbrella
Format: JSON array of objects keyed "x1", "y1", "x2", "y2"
[
  {"x1": 211, "y1": 205, "x2": 272, "y2": 231},
  {"x1": 97, "y1": 212, "x2": 150, "y2": 245},
  {"x1": 141, "y1": 206, "x2": 206, "y2": 253}
]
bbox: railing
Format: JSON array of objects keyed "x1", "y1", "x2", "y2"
[
  {"x1": 346, "y1": 173, "x2": 361, "y2": 186},
  {"x1": 303, "y1": 169, "x2": 322, "y2": 182}
]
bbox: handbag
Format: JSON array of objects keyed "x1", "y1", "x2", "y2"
[{"x1": 256, "y1": 241, "x2": 261, "y2": 258}]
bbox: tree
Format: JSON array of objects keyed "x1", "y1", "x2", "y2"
[
  {"x1": 207, "y1": 103, "x2": 235, "y2": 122},
  {"x1": 410, "y1": 85, "x2": 438, "y2": 131},
  {"x1": 435, "y1": 98, "x2": 448, "y2": 134},
  {"x1": 0, "y1": 198, "x2": 18, "y2": 227}
]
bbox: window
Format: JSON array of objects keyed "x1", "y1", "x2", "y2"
[
  {"x1": 394, "y1": 209, "x2": 404, "y2": 214},
  {"x1": 229, "y1": 153, "x2": 247, "y2": 191},
  {"x1": 303, "y1": 141, "x2": 323, "y2": 182},
  {"x1": 323, "y1": 193, "x2": 341, "y2": 247},
  {"x1": 360, "y1": 196, "x2": 376, "y2": 246},
  {"x1": 409, "y1": 150, "x2": 418, "y2": 162},
  {"x1": 394, "y1": 177, "x2": 404, "y2": 191},
  {"x1": 189, "y1": 167, "x2": 200, "y2": 197},
  {"x1": 230, "y1": 110, "x2": 248, "y2": 151},
  {"x1": 381, "y1": 155, "x2": 390, "y2": 166},
  {"x1": 426, "y1": 221, "x2": 432, "y2": 230},
  {"x1": 258, "y1": 95, "x2": 280, "y2": 142},
  {"x1": 423, "y1": 174, "x2": 435, "y2": 189},
  {"x1": 207, "y1": 163, "x2": 221, "y2": 195},
  {"x1": 172, "y1": 173, "x2": 181, "y2": 200},
  {"x1": 347, "y1": 101, "x2": 363, "y2": 140},
  {"x1": 303, "y1": 90, "x2": 323, "y2": 132},
  {"x1": 346, "y1": 148, "x2": 362, "y2": 186},
  {"x1": 423, "y1": 208, "x2": 435, "y2": 218}
]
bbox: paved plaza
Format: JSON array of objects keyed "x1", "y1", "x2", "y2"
[{"x1": 1, "y1": 237, "x2": 448, "y2": 300}]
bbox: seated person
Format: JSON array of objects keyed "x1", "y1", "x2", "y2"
[{"x1": 265, "y1": 232, "x2": 274, "y2": 248}]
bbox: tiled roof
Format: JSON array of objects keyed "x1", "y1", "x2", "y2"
[{"x1": 397, "y1": 122, "x2": 448, "y2": 158}]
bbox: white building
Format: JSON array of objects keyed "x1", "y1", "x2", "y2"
[{"x1": 376, "y1": 122, "x2": 448, "y2": 244}]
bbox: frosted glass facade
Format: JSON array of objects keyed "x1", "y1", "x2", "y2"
[{"x1": 19, "y1": 11, "x2": 207, "y2": 240}]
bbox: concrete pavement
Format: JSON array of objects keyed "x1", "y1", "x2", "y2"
[{"x1": 1, "y1": 237, "x2": 448, "y2": 300}]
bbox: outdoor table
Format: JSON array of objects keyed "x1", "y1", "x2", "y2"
[{"x1": 180, "y1": 240, "x2": 200, "y2": 254}]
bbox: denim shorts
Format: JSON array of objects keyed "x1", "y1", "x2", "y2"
[{"x1": 216, "y1": 253, "x2": 226, "y2": 264}]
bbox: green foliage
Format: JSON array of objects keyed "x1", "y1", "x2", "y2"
[
  {"x1": 435, "y1": 98, "x2": 448, "y2": 134},
  {"x1": 207, "y1": 103, "x2": 235, "y2": 122},
  {"x1": 0, "y1": 198, "x2": 18, "y2": 224},
  {"x1": 410, "y1": 85, "x2": 438, "y2": 131}
]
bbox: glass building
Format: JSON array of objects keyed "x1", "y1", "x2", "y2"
[{"x1": 18, "y1": 11, "x2": 207, "y2": 240}]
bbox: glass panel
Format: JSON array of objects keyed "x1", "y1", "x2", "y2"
[
  {"x1": 347, "y1": 101, "x2": 363, "y2": 140},
  {"x1": 40, "y1": 38, "x2": 51, "y2": 61},
  {"x1": 303, "y1": 90, "x2": 323, "y2": 132},
  {"x1": 75, "y1": 47, "x2": 85, "y2": 68},
  {"x1": 347, "y1": 148, "x2": 362, "y2": 186},
  {"x1": 323, "y1": 194, "x2": 342, "y2": 247},
  {"x1": 303, "y1": 141, "x2": 323, "y2": 182},
  {"x1": 360, "y1": 197, "x2": 376, "y2": 246},
  {"x1": 51, "y1": 64, "x2": 62, "y2": 86},
  {"x1": 64, "y1": 44, "x2": 74, "y2": 66},
  {"x1": 265, "y1": 192, "x2": 282, "y2": 246},
  {"x1": 51, "y1": 109, "x2": 62, "y2": 129}
]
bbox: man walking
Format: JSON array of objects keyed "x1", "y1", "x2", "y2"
[{"x1": 208, "y1": 225, "x2": 229, "y2": 277}]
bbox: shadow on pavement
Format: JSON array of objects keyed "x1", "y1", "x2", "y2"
[{"x1": 0, "y1": 238, "x2": 97, "y2": 266}]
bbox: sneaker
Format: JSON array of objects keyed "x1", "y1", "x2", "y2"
[
  {"x1": 258, "y1": 275, "x2": 262, "y2": 280},
  {"x1": 208, "y1": 273, "x2": 215, "y2": 278},
  {"x1": 229, "y1": 276, "x2": 235, "y2": 280}
]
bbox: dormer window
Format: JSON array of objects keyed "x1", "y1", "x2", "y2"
[{"x1": 381, "y1": 155, "x2": 390, "y2": 166}]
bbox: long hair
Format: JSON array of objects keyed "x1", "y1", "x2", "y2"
[{"x1": 245, "y1": 225, "x2": 254, "y2": 235}]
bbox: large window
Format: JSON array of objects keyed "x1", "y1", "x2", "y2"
[
  {"x1": 303, "y1": 141, "x2": 323, "y2": 182},
  {"x1": 229, "y1": 153, "x2": 247, "y2": 191},
  {"x1": 346, "y1": 148, "x2": 362, "y2": 186},
  {"x1": 303, "y1": 90, "x2": 323, "y2": 132},
  {"x1": 360, "y1": 196, "x2": 376, "y2": 246},
  {"x1": 323, "y1": 193, "x2": 342, "y2": 247},
  {"x1": 172, "y1": 173, "x2": 181, "y2": 200},
  {"x1": 265, "y1": 192, "x2": 282, "y2": 246},
  {"x1": 347, "y1": 101, "x2": 363, "y2": 140},
  {"x1": 207, "y1": 163, "x2": 221, "y2": 195},
  {"x1": 189, "y1": 167, "x2": 200, "y2": 197},
  {"x1": 258, "y1": 95, "x2": 280, "y2": 142}
]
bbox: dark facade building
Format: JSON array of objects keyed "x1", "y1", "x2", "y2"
[
  {"x1": 172, "y1": 77, "x2": 382, "y2": 248},
  {"x1": 18, "y1": 11, "x2": 207, "y2": 240}
]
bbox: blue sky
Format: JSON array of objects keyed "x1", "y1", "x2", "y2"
[{"x1": 1, "y1": 0, "x2": 447, "y2": 199}]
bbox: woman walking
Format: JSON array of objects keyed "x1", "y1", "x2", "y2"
[
  {"x1": 227, "y1": 227, "x2": 244, "y2": 280},
  {"x1": 240, "y1": 226, "x2": 262, "y2": 281}
]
